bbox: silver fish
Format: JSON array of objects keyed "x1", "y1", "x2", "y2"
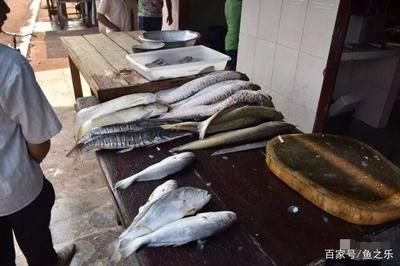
[
  {"x1": 160, "y1": 90, "x2": 274, "y2": 120},
  {"x1": 158, "y1": 71, "x2": 245, "y2": 104},
  {"x1": 137, "y1": 180, "x2": 178, "y2": 217},
  {"x1": 116, "y1": 211, "x2": 237, "y2": 259},
  {"x1": 172, "y1": 80, "x2": 261, "y2": 110},
  {"x1": 76, "y1": 103, "x2": 168, "y2": 140},
  {"x1": 171, "y1": 80, "x2": 260, "y2": 109},
  {"x1": 116, "y1": 187, "x2": 211, "y2": 250},
  {"x1": 74, "y1": 93, "x2": 156, "y2": 135},
  {"x1": 114, "y1": 152, "x2": 195, "y2": 190},
  {"x1": 171, "y1": 121, "x2": 295, "y2": 152},
  {"x1": 78, "y1": 118, "x2": 181, "y2": 145}
]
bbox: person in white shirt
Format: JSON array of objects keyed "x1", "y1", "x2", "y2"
[
  {"x1": 97, "y1": 0, "x2": 134, "y2": 32},
  {"x1": 0, "y1": 1, "x2": 75, "y2": 265}
]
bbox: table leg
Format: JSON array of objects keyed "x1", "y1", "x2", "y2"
[{"x1": 68, "y1": 56, "x2": 83, "y2": 99}]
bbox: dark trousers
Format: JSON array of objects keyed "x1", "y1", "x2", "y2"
[
  {"x1": 0, "y1": 179, "x2": 57, "y2": 266},
  {"x1": 138, "y1": 16, "x2": 163, "y2": 31},
  {"x1": 225, "y1": 50, "x2": 238, "y2": 71}
]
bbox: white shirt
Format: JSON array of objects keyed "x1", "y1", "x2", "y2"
[
  {"x1": 0, "y1": 44, "x2": 62, "y2": 216},
  {"x1": 97, "y1": 0, "x2": 133, "y2": 33}
]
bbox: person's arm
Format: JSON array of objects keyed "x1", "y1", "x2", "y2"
[
  {"x1": 166, "y1": 0, "x2": 173, "y2": 25},
  {"x1": 97, "y1": 13, "x2": 121, "y2": 31},
  {"x1": 27, "y1": 140, "x2": 51, "y2": 163}
]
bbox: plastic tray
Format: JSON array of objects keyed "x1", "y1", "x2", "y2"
[{"x1": 125, "y1": 45, "x2": 231, "y2": 81}]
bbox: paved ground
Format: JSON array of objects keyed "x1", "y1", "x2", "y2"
[{"x1": 4, "y1": 1, "x2": 137, "y2": 265}]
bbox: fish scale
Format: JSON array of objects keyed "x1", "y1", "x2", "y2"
[
  {"x1": 79, "y1": 119, "x2": 182, "y2": 144},
  {"x1": 172, "y1": 81, "x2": 260, "y2": 110},
  {"x1": 159, "y1": 71, "x2": 244, "y2": 104},
  {"x1": 160, "y1": 90, "x2": 274, "y2": 120}
]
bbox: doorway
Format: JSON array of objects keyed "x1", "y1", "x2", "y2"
[{"x1": 315, "y1": 0, "x2": 400, "y2": 167}]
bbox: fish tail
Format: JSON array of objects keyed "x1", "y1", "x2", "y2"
[
  {"x1": 197, "y1": 105, "x2": 235, "y2": 140},
  {"x1": 114, "y1": 176, "x2": 136, "y2": 190},
  {"x1": 160, "y1": 122, "x2": 199, "y2": 132},
  {"x1": 66, "y1": 144, "x2": 82, "y2": 158},
  {"x1": 197, "y1": 119, "x2": 212, "y2": 140},
  {"x1": 109, "y1": 240, "x2": 123, "y2": 264},
  {"x1": 119, "y1": 237, "x2": 148, "y2": 258}
]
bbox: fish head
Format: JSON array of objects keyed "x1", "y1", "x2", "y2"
[
  {"x1": 256, "y1": 93, "x2": 274, "y2": 108},
  {"x1": 198, "y1": 211, "x2": 237, "y2": 226},
  {"x1": 178, "y1": 187, "x2": 211, "y2": 214}
]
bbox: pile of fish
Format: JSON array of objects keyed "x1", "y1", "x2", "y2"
[
  {"x1": 69, "y1": 70, "x2": 296, "y2": 155},
  {"x1": 110, "y1": 180, "x2": 237, "y2": 262}
]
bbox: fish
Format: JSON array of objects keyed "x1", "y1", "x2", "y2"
[
  {"x1": 171, "y1": 121, "x2": 295, "y2": 152},
  {"x1": 115, "y1": 211, "x2": 237, "y2": 260},
  {"x1": 115, "y1": 187, "x2": 211, "y2": 254},
  {"x1": 78, "y1": 118, "x2": 181, "y2": 145},
  {"x1": 158, "y1": 71, "x2": 246, "y2": 104},
  {"x1": 171, "y1": 80, "x2": 260, "y2": 110},
  {"x1": 76, "y1": 103, "x2": 169, "y2": 141},
  {"x1": 66, "y1": 128, "x2": 191, "y2": 157},
  {"x1": 160, "y1": 90, "x2": 274, "y2": 120},
  {"x1": 137, "y1": 180, "x2": 178, "y2": 217},
  {"x1": 162, "y1": 105, "x2": 284, "y2": 139},
  {"x1": 74, "y1": 93, "x2": 157, "y2": 135},
  {"x1": 114, "y1": 152, "x2": 195, "y2": 190}
]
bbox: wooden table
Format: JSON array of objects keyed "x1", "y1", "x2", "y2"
[
  {"x1": 96, "y1": 135, "x2": 398, "y2": 265},
  {"x1": 61, "y1": 32, "x2": 197, "y2": 102}
]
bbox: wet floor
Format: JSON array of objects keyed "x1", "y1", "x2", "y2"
[{"x1": 10, "y1": 1, "x2": 138, "y2": 265}]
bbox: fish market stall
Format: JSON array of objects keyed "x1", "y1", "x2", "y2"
[{"x1": 72, "y1": 69, "x2": 400, "y2": 264}]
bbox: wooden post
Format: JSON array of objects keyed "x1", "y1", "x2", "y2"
[
  {"x1": 68, "y1": 56, "x2": 83, "y2": 99},
  {"x1": 313, "y1": 0, "x2": 352, "y2": 133}
]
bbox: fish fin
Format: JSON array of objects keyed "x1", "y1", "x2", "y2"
[
  {"x1": 117, "y1": 147, "x2": 135, "y2": 154},
  {"x1": 141, "y1": 111, "x2": 153, "y2": 120},
  {"x1": 197, "y1": 104, "x2": 240, "y2": 140},
  {"x1": 160, "y1": 121, "x2": 199, "y2": 132}
]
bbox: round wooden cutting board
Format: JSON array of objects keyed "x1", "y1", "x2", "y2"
[{"x1": 266, "y1": 133, "x2": 400, "y2": 225}]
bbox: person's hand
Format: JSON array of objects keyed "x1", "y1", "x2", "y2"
[{"x1": 166, "y1": 15, "x2": 173, "y2": 26}]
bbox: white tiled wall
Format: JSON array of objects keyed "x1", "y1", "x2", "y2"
[{"x1": 237, "y1": 0, "x2": 339, "y2": 132}]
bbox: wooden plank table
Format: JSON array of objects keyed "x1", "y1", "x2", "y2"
[
  {"x1": 96, "y1": 135, "x2": 399, "y2": 265},
  {"x1": 61, "y1": 32, "x2": 198, "y2": 102}
]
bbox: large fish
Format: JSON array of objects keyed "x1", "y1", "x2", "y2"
[
  {"x1": 119, "y1": 180, "x2": 179, "y2": 240},
  {"x1": 116, "y1": 187, "x2": 211, "y2": 251},
  {"x1": 158, "y1": 71, "x2": 245, "y2": 104},
  {"x1": 162, "y1": 105, "x2": 284, "y2": 139},
  {"x1": 74, "y1": 93, "x2": 156, "y2": 134},
  {"x1": 171, "y1": 80, "x2": 260, "y2": 110},
  {"x1": 137, "y1": 180, "x2": 178, "y2": 218},
  {"x1": 76, "y1": 103, "x2": 169, "y2": 141},
  {"x1": 78, "y1": 118, "x2": 181, "y2": 145},
  {"x1": 67, "y1": 128, "x2": 191, "y2": 157},
  {"x1": 171, "y1": 121, "x2": 295, "y2": 152},
  {"x1": 114, "y1": 152, "x2": 195, "y2": 190},
  {"x1": 160, "y1": 90, "x2": 274, "y2": 120},
  {"x1": 115, "y1": 211, "x2": 237, "y2": 260}
]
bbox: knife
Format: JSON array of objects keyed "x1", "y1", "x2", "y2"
[{"x1": 211, "y1": 141, "x2": 268, "y2": 156}]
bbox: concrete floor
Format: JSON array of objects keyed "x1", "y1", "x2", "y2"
[{"x1": 11, "y1": 2, "x2": 137, "y2": 266}]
